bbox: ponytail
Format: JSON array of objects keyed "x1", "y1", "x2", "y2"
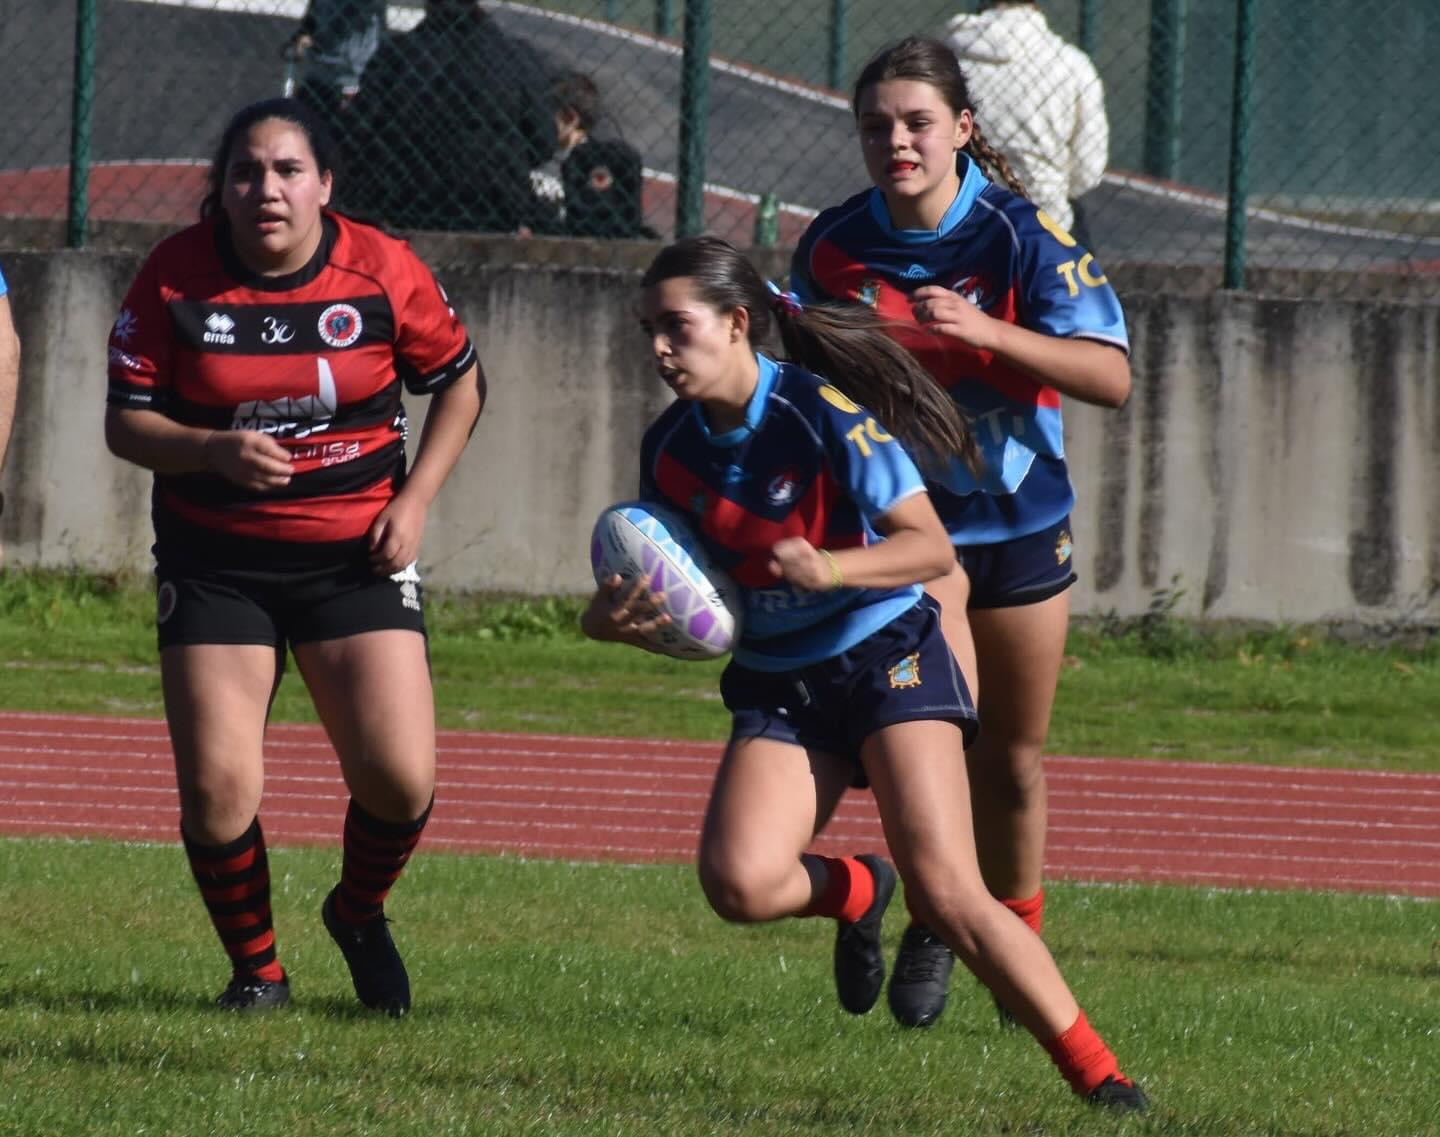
[{"x1": 769, "y1": 290, "x2": 981, "y2": 478}]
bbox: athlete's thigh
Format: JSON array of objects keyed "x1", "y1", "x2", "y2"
[
  {"x1": 859, "y1": 719, "x2": 989, "y2": 901},
  {"x1": 700, "y1": 735, "x2": 854, "y2": 873},
  {"x1": 292, "y1": 629, "x2": 436, "y2": 811},
  {"x1": 968, "y1": 588, "x2": 1070, "y2": 752},
  {"x1": 923, "y1": 560, "x2": 978, "y2": 701},
  {"x1": 161, "y1": 642, "x2": 284, "y2": 839}
]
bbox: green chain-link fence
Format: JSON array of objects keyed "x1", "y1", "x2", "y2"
[{"x1": 3, "y1": 1, "x2": 1438, "y2": 293}]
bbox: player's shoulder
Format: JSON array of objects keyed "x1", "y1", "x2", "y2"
[
  {"x1": 140, "y1": 220, "x2": 224, "y2": 285},
  {"x1": 330, "y1": 212, "x2": 417, "y2": 269},
  {"x1": 798, "y1": 188, "x2": 878, "y2": 252}
]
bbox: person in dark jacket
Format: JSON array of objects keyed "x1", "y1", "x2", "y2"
[
  {"x1": 531, "y1": 72, "x2": 654, "y2": 239},
  {"x1": 343, "y1": 1, "x2": 556, "y2": 233}
]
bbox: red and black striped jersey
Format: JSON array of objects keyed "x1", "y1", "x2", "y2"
[{"x1": 107, "y1": 211, "x2": 475, "y2": 547}]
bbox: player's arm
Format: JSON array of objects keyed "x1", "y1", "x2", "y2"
[
  {"x1": 0, "y1": 294, "x2": 19, "y2": 475},
  {"x1": 769, "y1": 490, "x2": 952, "y2": 592},
  {"x1": 367, "y1": 360, "x2": 484, "y2": 574},
  {"x1": 909, "y1": 290, "x2": 1130, "y2": 408},
  {"x1": 104, "y1": 407, "x2": 294, "y2": 489}
]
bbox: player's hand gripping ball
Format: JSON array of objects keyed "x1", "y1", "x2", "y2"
[{"x1": 590, "y1": 500, "x2": 742, "y2": 660}]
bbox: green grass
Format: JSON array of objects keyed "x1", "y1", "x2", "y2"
[
  {"x1": 2, "y1": 568, "x2": 1438, "y2": 770},
  {"x1": 2, "y1": 838, "x2": 1436, "y2": 1137}
]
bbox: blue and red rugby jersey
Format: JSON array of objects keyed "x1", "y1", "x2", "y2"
[
  {"x1": 639, "y1": 353, "x2": 928, "y2": 671},
  {"x1": 790, "y1": 154, "x2": 1128, "y2": 545}
]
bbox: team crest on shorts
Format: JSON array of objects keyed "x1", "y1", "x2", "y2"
[
  {"x1": 317, "y1": 303, "x2": 363, "y2": 348},
  {"x1": 156, "y1": 581, "x2": 177, "y2": 624},
  {"x1": 1055, "y1": 530, "x2": 1073, "y2": 565},
  {"x1": 888, "y1": 653, "x2": 922, "y2": 689}
]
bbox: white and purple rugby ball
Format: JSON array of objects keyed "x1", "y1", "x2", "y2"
[{"x1": 590, "y1": 500, "x2": 742, "y2": 660}]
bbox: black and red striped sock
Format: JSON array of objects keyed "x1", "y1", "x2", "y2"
[
  {"x1": 182, "y1": 817, "x2": 284, "y2": 983},
  {"x1": 331, "y1": 797, "x2": 433, "y2": 925}
]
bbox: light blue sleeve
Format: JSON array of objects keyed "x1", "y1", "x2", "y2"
[
  {"x1": 816, "y1": 384, "x2": 927, "y2": 521},
  {"x1": 0, "y1": 262, "x2": 8, "y2": 298},
  {"x1": 1012, "y1": 203, "x2": 1128, "y2": 350}
]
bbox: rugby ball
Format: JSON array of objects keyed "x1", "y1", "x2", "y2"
[{"x1": 590, "y1": 500, "x2": 742, "y2": 660}]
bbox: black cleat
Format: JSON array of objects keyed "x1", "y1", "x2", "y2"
[
  {"x1": 215, "y1": 973, "x2": 290, "y2": 1013},
  {"x1": 833, "y1": 854, "x2": 896, "y2": 1015},
  {"x1": 887, "y1": 923, "x2": 955, "y2": 1028},
  {"x1": 1087, "y1": 1075, "x2": 1149, "y2": 1113},
  {"x1": 322, "y1": 886, "x2": 411, "y2": 1017}
]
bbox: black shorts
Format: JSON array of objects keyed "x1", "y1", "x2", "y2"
[
  {"x1": 154, "y1": 546, "x2": 427, "y2": 651},
  {"x1": 958, "y1": 516, "x2": 1077, "y2": 609},
  {"x1": 721, "y1": 596, "x2": 978, "y2": 784}
]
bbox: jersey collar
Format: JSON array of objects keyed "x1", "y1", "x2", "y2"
[
  {"x1": 214, "y1": 211, "x2": 339, "y2": 292},
  {"x1": 692, "y1": 352, "x2": 780, "y2": 446},
  {"x1": 867, "y1": 153, "x2": 990, "y2": 243}
]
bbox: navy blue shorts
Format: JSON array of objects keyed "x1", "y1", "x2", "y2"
[
  {"x1": 958, "y1": 516, "x2": 1077, "y2": 610},
  {"x1": 721, "y1": 597, "x2": 978, "y2": 784}
]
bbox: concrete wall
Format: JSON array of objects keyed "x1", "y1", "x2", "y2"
[{"x1": 3, "y1": 241, "x2": 1437, "y2": 628}]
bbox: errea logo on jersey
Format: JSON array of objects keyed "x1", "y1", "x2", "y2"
[{"x1": 204, "y1": 312, "x2": 236, "y2": 345}]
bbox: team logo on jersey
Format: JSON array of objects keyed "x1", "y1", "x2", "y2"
[
  {"x1": 317, "y1": 303, "x2": 363, "y2": 348},
  {"x1": 900, "y1": 263, "x2": 935, "y2": 281},
  {"x1": 156, "y1": 581, "x2": 178, "y2": 624},
  {"x1": 888, "y1": 653, "x2": 922, "y2": 689},
  {"x1": 765, "y1": 468, "x2": 802, "y2": 506},
  {"x1": 951, "y1": 275, "x2": 997, "y2": 310},
  {"x1": 1055, "y1": 530, "x2": 1073, "y2": 565},
  {"x1": 111, "y1": 308, "x2": 138, "y2": 343},
  {"x1": 856, "y1": 278, "x2": 882, "y2": 307},
  {"x1": 203, "y1": 312, "x2": 236, "y2": 345}
]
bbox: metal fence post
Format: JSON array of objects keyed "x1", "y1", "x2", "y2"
[
  {"x1": 655, "y1": 1, "x2": 673, "y2": 38},
  {"x1": 828, "y1": 0, "x2": 847, "y2": 90},
  {"x1": 676, "y1": 0, "x2": 712, "y2": 239},
  {"x1": 1078, "y1": 0, "x2": 1101, "y2": 58},
  {"x1": 67, "y1": 0, "x2": 99, "y2": 249},
  {"x1": 1223, "y1": 0, "x2": 1257, "y2": 290},
  {"x1": 605, "y1": 0, "x2": 620, "y2": 23},
  {"x1": 1142, "y1": 0, "x2": 1185, "y2": 179}
]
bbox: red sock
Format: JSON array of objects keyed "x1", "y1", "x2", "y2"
[
  {"x1": 1042, "y1": 1010, "x2": 1128, "y2": 1096},
  {"x1": 183, "y1": 817, "x2": 284, "y2": 983},
  {"x1": 332, "y1": 796, "x2": 433, "y2": 925},
  {"x1": 801, "y1": 855, "x2": 875, "y2": 923},
  {"x1": 1001, "y1": 889, "x2": 1045, "y2": 935}
]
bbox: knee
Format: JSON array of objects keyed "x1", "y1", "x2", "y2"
[
  {"x1": 696, "y1": 855, "x2": 782, "y2": 924},
  {"x1": 901, "y1": 873, "x2": 993, "y2": 960}
]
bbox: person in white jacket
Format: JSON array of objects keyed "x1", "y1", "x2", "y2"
[{"x1": 943, "y1": 1, "x2": 1108, "y2": 238}]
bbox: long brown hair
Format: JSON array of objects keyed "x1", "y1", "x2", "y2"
[
  {"x1": 641, "y1": 237, "x2": 980, "y2": 476},
  {"x1": 852, "y1": 36, "x2": 1029, "y2": 199}
]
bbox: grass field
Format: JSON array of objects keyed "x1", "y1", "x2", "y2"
[
  {"x1": 2, "y1": 840, "x2": 1437, "y2": 1137},
  {"x1": 1, "y1": 569, "x2": 1438, "y2": 1135}
]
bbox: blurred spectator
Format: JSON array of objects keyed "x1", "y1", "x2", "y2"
[
  {"x1": 531, "y1": 72, "x2": 654, "y2": 240},
  {"x1": 943, "y1": 0, "x2": 1108, "y2": 243},
  {"x1": 283, "y1": 0, "x2": 387, "y2": 133},
  {"x1": 343, "y1": 1, "x2": 556, "y2": 233}
]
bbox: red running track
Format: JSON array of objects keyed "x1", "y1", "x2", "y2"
[{"x1": 1, "y1": 711, "x2": 1437, "y2": 899}]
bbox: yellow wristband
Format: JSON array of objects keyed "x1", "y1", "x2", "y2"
[{"x1": 819, "y1": 549, "x2": 844, "y2": 591}]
